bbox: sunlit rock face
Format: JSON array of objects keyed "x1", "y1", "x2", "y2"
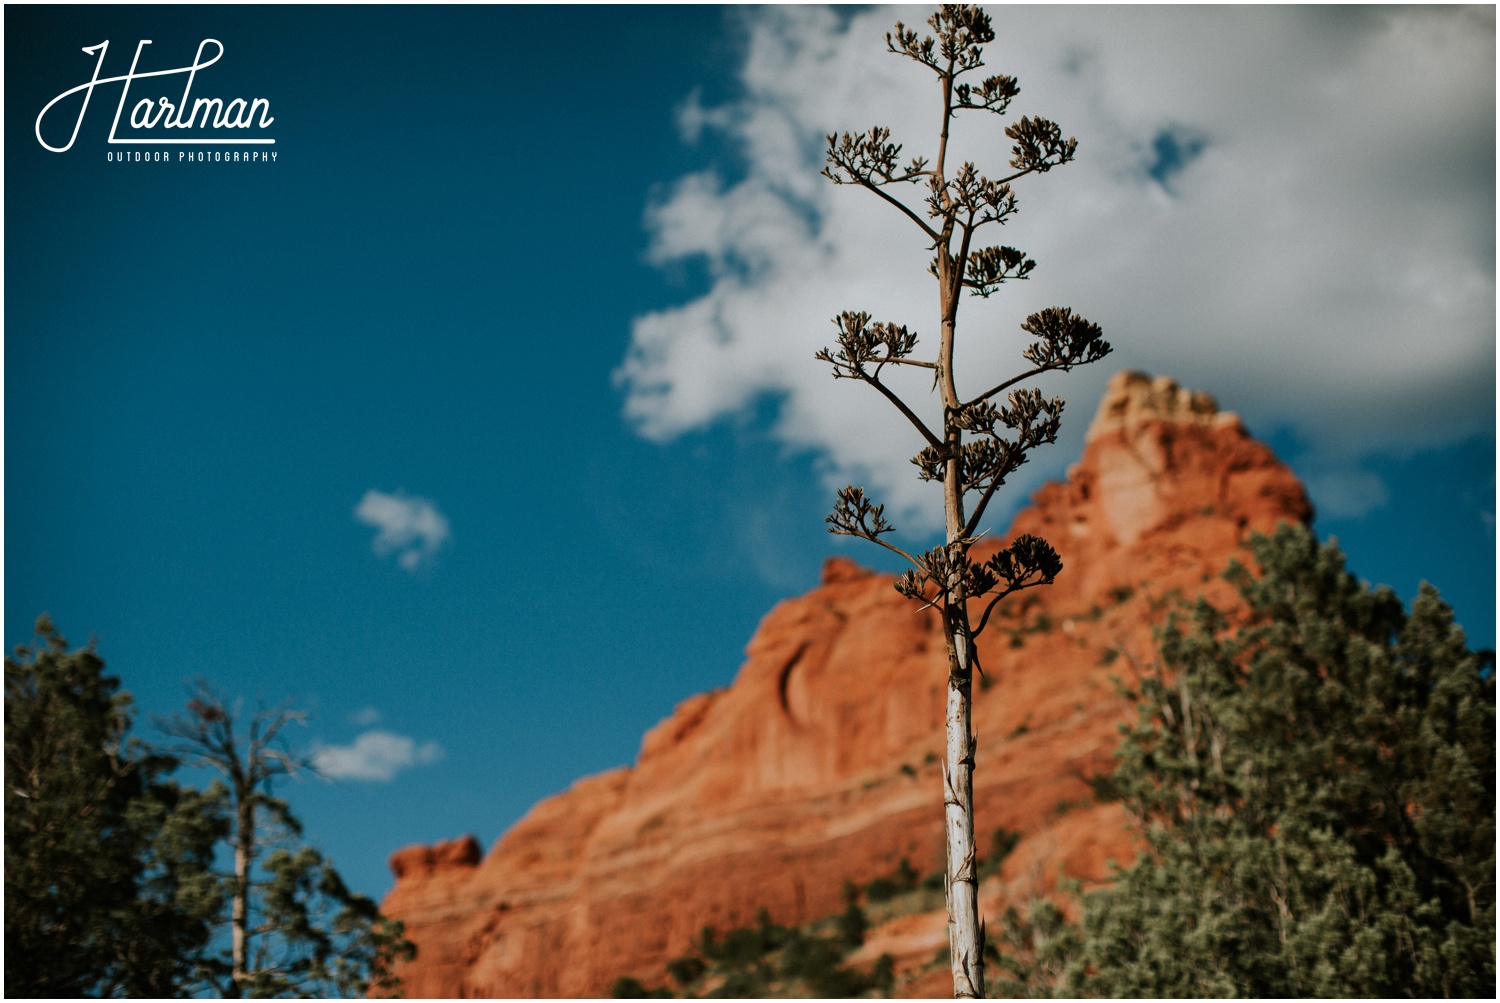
[{"x1": 381, "y1": 371, "x2": 1313, "y2": 998}]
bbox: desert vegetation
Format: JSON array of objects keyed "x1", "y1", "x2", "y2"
[{"x1": 4, "y1": 619, "x2": 413, "y2": 997}]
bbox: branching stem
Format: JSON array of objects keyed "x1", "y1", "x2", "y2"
[{"x1": 818, "y1": 8, "x2": 1107, "y2": 997}]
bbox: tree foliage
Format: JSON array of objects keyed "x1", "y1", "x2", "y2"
[
  {"x1": 158, "y1": 681, "x2": 415, "y2": 998},
  {"x1": 4, "y1": 621, "x2": 413, "y2": 998},
  {"x1": 614, "y1": 905, "x2": 894, "y2": 999},
  {"x1": 245, "y1": 843, "x2": 412, "y2": 997},
  {"x1": 1054, "y1": 524, "x2": 1496, "y2": 996},
  {"x1": 988, "y1": 896, "x2": 1081, "y2": 999},
  {"x1": 5, "y1": 616, "x2": 225, "y2": 996}
]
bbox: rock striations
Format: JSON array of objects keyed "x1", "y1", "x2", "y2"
[{"x1": 381, "y1": 372, "x2": 1314, "y2": 997}]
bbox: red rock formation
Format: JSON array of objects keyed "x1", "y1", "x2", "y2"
[{"x1": 381, "y1": 372, "x2": 1313, "y2": 997}]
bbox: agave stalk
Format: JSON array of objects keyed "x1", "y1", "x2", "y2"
[{"x1": 818, "y1": 6, "x2": 1110, "y2": 995}]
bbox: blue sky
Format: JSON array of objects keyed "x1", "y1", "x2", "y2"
[{"x1": 6, "y1": 5, "x2": 1494, "y2": 902}]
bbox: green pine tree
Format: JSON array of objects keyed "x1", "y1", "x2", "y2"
[
  {"x1": 1061, "y1": 523, "x2": 1495, "y2": 997},
  {"x1": 5, "y1": 616, "x2": 225, "y2": 996}
]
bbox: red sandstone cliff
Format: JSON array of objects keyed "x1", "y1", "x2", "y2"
[{"x1": 381, "y1": 372, "x2": 1313, "y2": 997}]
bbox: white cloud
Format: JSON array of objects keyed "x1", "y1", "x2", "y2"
[
  {"x1": 312, "y1": 729, "x2": 445, "y2": 783},
  {"x1": 348, "y1": 705, "x2": 382, "y2": 727},
  {"x1": 354, "y1": 490, "x2": 451, "y2": 571},
  {"x1": 618, "y1": 6, "x2": 1495, "y2": 532}
]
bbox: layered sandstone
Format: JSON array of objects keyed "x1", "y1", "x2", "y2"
[{"x1": 381, "y1": 372, "x2": 1313, "y2": 997}]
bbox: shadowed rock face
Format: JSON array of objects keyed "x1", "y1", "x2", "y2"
[{"x1": 381, "y1": 371, "x2": 1313, "y2": 998}]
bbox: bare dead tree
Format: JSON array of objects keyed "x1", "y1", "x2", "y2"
[
  {"x1": 157, "y1": 681, "x2": 413, "y2": 998},
  {"x1": 817, "y1": 6, "x2": 1110, "y2": 996},
  {"x1": 157, "y1": 681, "x2": 304, "y2": 996},
  {"x1": 155, "y1": 681, "x2": 414, "y2": 998}
]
